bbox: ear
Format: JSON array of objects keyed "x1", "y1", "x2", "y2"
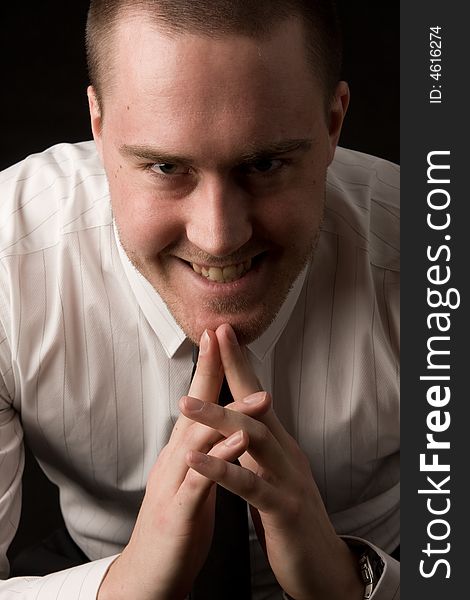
[
  {"x1": 87, "y1": 85, "x2": 104, "y2": 161},
  {"x1": 326, "y1": 81, "x2": 350, "y2": 165}
]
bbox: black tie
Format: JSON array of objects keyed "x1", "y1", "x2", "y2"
[{"x1": 190, "y1": 351, "x2": 252, "y2": 599}]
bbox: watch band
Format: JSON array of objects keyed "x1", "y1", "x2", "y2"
[
  {"x1": 359, "y1": 552, "x2": 374, "y2": 599},
  {"x1": 345, "y1": 539, "x2": 385, "y2": 599}
]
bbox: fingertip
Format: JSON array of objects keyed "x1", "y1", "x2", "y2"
[
  {"x1": 178, "y1": 395, "x2": 193, "y2": 413},
  {"x1": 199, "y1": 328, "x2": 216, "y2": 356},
  {"x1": 223, "y1": 429, "x2": 246, "y2": 448},
  {"x1": 186, "y1": 449, "x2": 209, "y2": 466},
  {"x1": 190, "y1": 330, "x2": 223, "y2": 401},
  {"x1": 241, "y1": 428, "x2": 250, "y2": 447},
  {"x1": 216, "y1": 323, "x2": 239, "y2": 347},
  {"x1": 239, "y1": 429, "x2": 250, "y2": 452},
  {"x1": 180, "y1": 395, "x2": 205, "y2": 413},
  {"x1": 238, "y1": 391, "x2": 271, "y2": 418},
  {"x1": 262, "y1": 392, "x2": 273, "y2": 414},
  {"x1": 242, "y1": 391, "x2": 269, "y2": 406}
]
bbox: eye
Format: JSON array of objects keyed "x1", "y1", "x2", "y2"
[
  {"x1": 244, "y1": 158, "x2": 284, "y2": 175},
  {"x1": 149, "y1": 163, "x2": 190, "y2": 176}
]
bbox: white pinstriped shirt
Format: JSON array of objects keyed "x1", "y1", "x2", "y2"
[{"x1": 0, "y1": 142, "x2": 400, "y2": 599}]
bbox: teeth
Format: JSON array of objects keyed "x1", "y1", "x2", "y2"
[
  {"x1": 208, "y1": 267, "x2": 224, "y2": 282},
  {"x1": 222, "y1": 265, "x2": 238, "y2": 281},
  {"x1": 191, "y1": 259, "x2": 253, "y2": 283}
]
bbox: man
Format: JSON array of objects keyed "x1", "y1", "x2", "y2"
[{"x1": 0, "y1": 1, "x2": 400, "y2": 598}]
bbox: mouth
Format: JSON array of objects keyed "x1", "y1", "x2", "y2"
[{"x1": 190, "y1": 258, "x2": 253, "y2": 283}]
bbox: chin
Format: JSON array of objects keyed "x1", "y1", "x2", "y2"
[
  {"x1": 174, "y1": 302, "x2": 278, "y2": 346},
  {"x1": 160, "y1": 267, "x2": 301, "y2": 345}
]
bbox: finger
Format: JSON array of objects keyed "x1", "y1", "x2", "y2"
[
  {"x1": 158, "y1": 329, "x2": 224, "y2": 493},
  {"x1": 216, "y1": 324, "x2": 294, "y2": 449},
  {"x1": 180, "y1": 392, "x2": 271, "y2": 436},
  {"x1": 165, "y1": 388, "x2": 272, "y2": 494},
  {"x1": 189, "y1": 329, "x2": 224, "y2": 402},
  {"x1": 171, "y1": 329, "x2": 223, "y2": 440},
  {"x1": 186, "y1": 452, "x2": 280, "y2": 513},
  {"x1": 180, "y1": 393, "x2": 290, "y2": 479},
  {"x1": 177, "y1": 430, "x2": 249, "y2": 518},
  {"x1": 180, "y1": 390, "x2": 271, "y2": 423},
  {"x1": 173, "y1": 390, "x2": 270, "y2": 462},
  {"x1": 209, "y1": 429, "x2": 249, "y2": 461},
  {"x1": 215, "y1": 323, "x2": 261, "y2": 400}
]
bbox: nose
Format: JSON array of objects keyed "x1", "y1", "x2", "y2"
[{"x1": 186, "y1": 175, "x2": 252, "y2": 258}]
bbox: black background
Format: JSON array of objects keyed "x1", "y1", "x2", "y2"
[
  {"x1": 0, "y1": 0, "x2": 399, "y2": 566},
  {"x1": 0, "y1": 1, "x2": 399, "y2": 169}
]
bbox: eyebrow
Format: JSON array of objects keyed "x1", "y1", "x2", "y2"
[
  {"x1": 119, "y1": 138, "x2": 313, "y2": 166},
  {"x1": 240, "y1": 139, "x2": 313, "y2": 162}
]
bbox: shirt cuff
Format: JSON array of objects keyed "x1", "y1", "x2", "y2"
[
  {"x1": 0, "y1": 554, "x2": 119, "y2": 599},
  {"x1": 342, "y1": 535, "x2": 400, "y2": 600},
  {"x1": 281, "y1": 536, "x2": 399, "y2": 600}
]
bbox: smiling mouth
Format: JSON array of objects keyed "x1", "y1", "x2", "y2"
[{"x1": 190, "y1": 258, "x2": 253, "y2": 283}]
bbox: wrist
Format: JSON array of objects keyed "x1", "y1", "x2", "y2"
[
  {"x1": 283, "y1": 537, "x2": 364, "y2": 600},
  {"x1": 97, "y1": 550, "x2": 188, "y2": 600},
  {"x1": 97, "y1": 553, "x2": 161, "y2": 600},
  {"x1": 333, "y1": 539, "x2": 365, "y2": 600},
  {"x1": 96, "y1": 554, "x2": 137, "y2": 600},
  {"x1": 97, "y1": 555, "x2": 124, "y2": 600}
]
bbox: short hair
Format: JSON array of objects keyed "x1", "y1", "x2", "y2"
[{"x1": 86, "y1": 0, "x2": 342, "y2": 110}]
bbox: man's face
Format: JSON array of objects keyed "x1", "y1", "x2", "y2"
[{"x1": 89, "y1": 15, "x2": 348, "y2": 344}]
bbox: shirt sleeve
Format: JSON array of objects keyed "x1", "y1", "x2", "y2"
[
  {"x1": 0, "y1": 303, "x2": 24, "y2": 580},
  {"x1": 0, "y1": 556, "x2": 119, "y2": 599},
  {"x1": 0, "y1": 296, "x2": 120, "y2": 600}
]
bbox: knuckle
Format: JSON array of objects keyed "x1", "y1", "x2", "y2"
[
  {"x1": 218, "y1": 405, "x2": 230, "y2": 426},
  {"x1": 156, "y1": 444, "x2": 168, "y2": 462},
  {"x1": 240, "y1": 468, "x2": 258, "y2": 496},
  {"x1": 211, "y1": 457, "x2": 228, "y2": 480},
  {"x1": 185, "y1": 423, "x2": 212, "y2": 451},
  {"x1": 291, "y1": 445, "x2": 311, "y2": 473},
  {"x1": 255, "y1": 421, "x2": 271, "y2": 445},
  {"x1": 255, "y1": 466, "x2": 273, "y2": 484},
  {"x1": 146, "y1": 463, "x2": 162, "y2": 495},
  {"x1": 182, "y1": 423, "x2": 198, "y2": 445},
  {"x1": 283, "y1": 493, "x2": 303, "y2": 525},
  {"x1": 185, "y1": 468, "x2": 206, "y2": 491},
  {"x1": 149, "y1": 444, "x2": 168, "y2": 475}
]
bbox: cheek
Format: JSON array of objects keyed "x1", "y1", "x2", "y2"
[
  {"x1": 109, "y1": 172, "x2": 183, "y2": 253},
  {"x1": 254, "y1": 184, "x2": 324, "y2": 248}
]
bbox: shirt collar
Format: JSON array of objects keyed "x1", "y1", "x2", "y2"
[
  {"x1": 246, "y1": 265, "x2": 308, "y2": 361},
  {"x1": 113, "y1": 222, "x2": 186, "y2": 358},
  {"x1": 114, "y1": 221, "x2": 308, "y2": 361}
]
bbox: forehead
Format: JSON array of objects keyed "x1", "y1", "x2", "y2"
[{"x1": 103, "y1": 14, "x2": 326, "y2": 159}]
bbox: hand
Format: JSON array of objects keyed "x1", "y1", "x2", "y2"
[
  {"x1": 181, "y1": 324, "x2": 364, "y2": 600},
  {"x1": 98, "y1": 329, "x2": 269, "y2": 600}
]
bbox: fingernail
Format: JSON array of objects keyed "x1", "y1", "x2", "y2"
[
  {"x1": 199, "y1": 330, "x2": 210, "y2": 355},
  {"x1": 225, "y1": 325, "x2": 238, "y2": 346},
  {"x1": 242, "y1": 391, "x2": 267, "y2": 405},
  {"x1": 224, "y1": 430, "x2": 243, "y2": 447},
  {"x1": 188, "y1": 450, "x2": 209, "y2": 465},
  {"x1": 184, "y1": 396, "x2": 204, "y2": 412}
]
